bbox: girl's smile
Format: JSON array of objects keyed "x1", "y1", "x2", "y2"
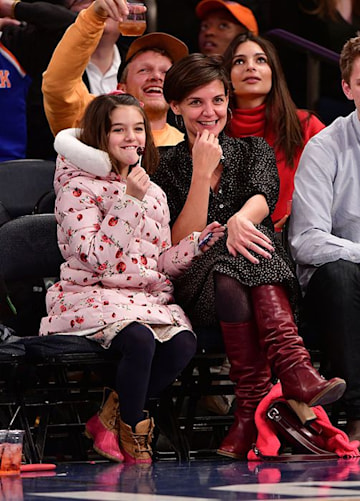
[{"x1": 108, "y1": 105, "x2": 146, "y2": 174}]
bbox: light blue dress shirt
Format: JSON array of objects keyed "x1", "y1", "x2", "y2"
[{"x1": 289, "y1": 110, "x2": 360, "y2": 293}]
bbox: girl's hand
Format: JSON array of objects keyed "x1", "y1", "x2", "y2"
[
  {"x1": 226, "y1": 213, "x2": 274, "y2": 264},
  {"x1": 192, "y1": 131, "x2": 223, "y2": 179},
  {"x1": 126, "y1": 166, "x2": 150, "y2": 201},
  {"x1": 198, "y1": 221, "x2": 226, "y2": 252}
]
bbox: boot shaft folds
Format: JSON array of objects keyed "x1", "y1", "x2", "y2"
[
  {"x1": 217, "y1": 284, "x2": 346, "y2": 459},
  {"x1": 250, "y1": 284, "x2": 346, "y2": 408},
  {"x1": 217, "y1": 320, "x2": 272, "y2": 459}
]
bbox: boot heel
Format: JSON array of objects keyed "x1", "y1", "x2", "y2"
[{"x1": 287, "y1": 399, "x2": 317, "y2": 425}]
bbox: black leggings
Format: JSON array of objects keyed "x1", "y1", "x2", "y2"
[
  {"x1": 214, "y1": 272, "x2": 253, "y2": 324},
  {"x1": 108, "y1": 322, "x2": 196, "y2": 428}
]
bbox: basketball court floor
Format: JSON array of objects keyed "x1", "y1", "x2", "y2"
[{"x1": 6, "y1": 456, "x2": 360, "y2": 500}]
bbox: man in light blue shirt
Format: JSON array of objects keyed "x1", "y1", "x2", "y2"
[{"x1": 289, "y1": 35, "x2": 360, "y2": 442}]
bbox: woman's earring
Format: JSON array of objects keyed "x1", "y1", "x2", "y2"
[
  {"x1": 174, "y1": 114, "x2": 184, "y2": 131},
  {"x1": 227, "y1": 107, "x2": 233, "y2": 120}
]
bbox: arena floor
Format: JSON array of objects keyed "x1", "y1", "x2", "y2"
[{"x1": 8, "y1": 456, "x2": 360, "y2": 500}]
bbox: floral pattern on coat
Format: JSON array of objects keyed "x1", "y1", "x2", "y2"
[{"x1": 39, "y1": 129, "x2": 201, "y2": 346}]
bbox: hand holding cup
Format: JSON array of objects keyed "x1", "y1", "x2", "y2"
[{"x1": 119, "y1": 2, "x2": 146, "y2": 36}]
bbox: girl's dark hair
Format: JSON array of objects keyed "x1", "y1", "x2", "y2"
[
  {"x1": 163, "y1": 53, "x2": 231, "y2": 104},
  {"x1": 78, "y1": 93, "x2": 159, "y2": 175},
  {"x1": 223, "y1": 32, "x2": 306, "y2": 167}
]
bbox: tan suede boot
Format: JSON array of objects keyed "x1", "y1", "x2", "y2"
[
  {"x1": 85, "y1": 388, "x2": 123, "y2": 462},
  {"x1": 119, "y1": 413, "x2": 154, "y2": 464}
]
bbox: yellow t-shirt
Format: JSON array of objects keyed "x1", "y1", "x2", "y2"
[{"x1": 152, "y1": 124, "x2": 184, "y2": 147}]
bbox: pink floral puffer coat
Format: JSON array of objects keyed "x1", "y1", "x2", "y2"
[{"x1": 39, "y1": 129, "x2": 201, "y2": 346}]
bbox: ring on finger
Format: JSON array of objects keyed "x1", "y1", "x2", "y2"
[{"x1": 248, "y1": 242, "x2": 253, "y2": 250}]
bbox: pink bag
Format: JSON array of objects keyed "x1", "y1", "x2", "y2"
[{"x1": 248, "y1": 382, "x2": 360, "y2": 461}]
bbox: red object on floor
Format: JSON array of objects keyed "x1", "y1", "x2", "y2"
[
  {"x1": 20, "y1": 464, "x2": 56, "y2": 472},
  {"x1": 248, "y1": 382, "x2": 360, "y2": 460}
]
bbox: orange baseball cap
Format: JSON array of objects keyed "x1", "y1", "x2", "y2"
[
  {"x1": 125, "y1": 32, "x2": 189, "y2": 63},
  {"x1": 196, "y1": 0, "x2": 259, "y2": 36}
]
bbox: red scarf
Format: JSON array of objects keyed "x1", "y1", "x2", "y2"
[
  {"x1": 228, "y1": 104, "x2": 289, "y2": 226},
  {"x1": 229, "y1": 104, "x2": 269, "y2": 141},
  {"x1": 228, "y1": 105, "x2": 325, "y2": 227}
]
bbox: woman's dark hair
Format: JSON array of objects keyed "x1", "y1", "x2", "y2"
[
  {"x1": 163, "y1": 53, "x2": 231, "y2": 104},
  {"x1": 223, "y1": 32, "x2": 306, "y2": 167},
  {"x1": 79, "y1": 93, "x2": 159, "y2": 175},
  {"x1": 300, "y1": 0, "x2": 360, "y2": 22}
]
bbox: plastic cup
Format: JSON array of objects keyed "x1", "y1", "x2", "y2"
[
  {"x1": 0, "y1": 474, "x2": 24, "y2": 499},
  {"x1": 119, "y1": 3, "x2": 146, "y2": 36},
  {"x1": 0, "y1": 431, "x2": 7, "y2": 464},
  {"x1": 0, "y1": 430, "x2": 24, "y2": 475}
]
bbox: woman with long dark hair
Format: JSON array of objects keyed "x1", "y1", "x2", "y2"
[{"x1": 223, "y1": 32, "x2": 324, "y2": 231}]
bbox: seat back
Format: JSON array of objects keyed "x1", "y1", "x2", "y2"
[
  {"x1": 0, "y1": 214, "x2": 63, "y2": 281},
  {"x1": 0, "y1": 214, "x2": 63, "y2": 336},
  {"x1": 0, "y1": 159, "x2": 55, "y2": 218}
]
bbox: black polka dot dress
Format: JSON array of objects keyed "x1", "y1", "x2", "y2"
[{"x1": 153, "y1": 133, "x2": 299, "y2": 327}]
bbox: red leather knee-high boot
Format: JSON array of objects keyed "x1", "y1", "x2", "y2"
[
  {"x1": 217, "y1": 321, "x2": 272, "y2": 459},
  {"x1": 251, "y1": 284, "x2": 346, "y2": 411}
]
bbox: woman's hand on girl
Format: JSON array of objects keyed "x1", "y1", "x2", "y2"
[
  {"x1": 192, "y1": 131, "x2": 223, "y2": 179},
  {"x1": 126, "y1": 166, "x2": 150, "y2": 201},
  {"x1": 198, "y1": 221, "x2": 226, "y2": 252},
  {"x1": 226, "y1": 213, "x2": 274, "y2": 264}
]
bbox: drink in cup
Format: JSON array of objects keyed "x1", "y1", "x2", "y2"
[
  {"x1": 0, "y1": 430, "x2": 24, "y2": 475},
  {"x1": 119, "y1": 2, "x2": 146, "y2": 36},
  {"x1": 0, "y1": 431, "x2": 7, "y2": 462}
]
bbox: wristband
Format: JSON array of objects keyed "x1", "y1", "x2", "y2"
[{"x1": 11, "y1": 0, "x2": 20, "y2": 18}]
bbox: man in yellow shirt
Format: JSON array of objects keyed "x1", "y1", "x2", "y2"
[{"x1": 42, "y1": 0, "x2": 188, "y2": 147}]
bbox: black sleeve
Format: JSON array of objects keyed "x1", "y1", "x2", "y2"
[
  {"x1": 2, "y1": 3, "x2": 76, "y2": 74},
  {"x1": 15, "y1": 2, "x2": 76, "y2": 29}
]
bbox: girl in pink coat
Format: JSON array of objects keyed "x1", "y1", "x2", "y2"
[{"x1": 40, "y1": 93, "x2": 225, "y2": 464}]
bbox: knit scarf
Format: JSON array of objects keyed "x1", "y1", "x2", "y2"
[{"x1": 227, "y1": 103, "x2": 276, "y2": 149}]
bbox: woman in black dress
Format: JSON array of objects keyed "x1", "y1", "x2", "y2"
[{"x1": 152, "y1": 53, "x2": 346, "y2": 459}]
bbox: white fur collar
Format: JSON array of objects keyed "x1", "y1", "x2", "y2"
[{"x1": 54, "y1": 128, "x2": 112, "y2": 177}]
